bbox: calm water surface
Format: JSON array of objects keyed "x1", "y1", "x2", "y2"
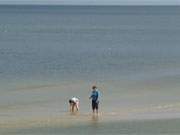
[{"x1": 0, "y1": 5, "x2": 180, "y2": 135}]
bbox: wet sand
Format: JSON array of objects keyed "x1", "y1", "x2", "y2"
[
  {"x1": 1, "y1": 80, "x2": 180, "y2": 134},
  {"x1": 1, "y1": 112, "x2": 180, "y2": 135}
]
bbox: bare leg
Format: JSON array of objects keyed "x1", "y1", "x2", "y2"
[
  {"x1": 72, "y1": 105, "x2": 75, "y2": 112},
  {"x1": 76, "y1": 102, "x2": 79, "y2": 111},
  {"x1": 75, "y1": 104, "x2": 78, "y2": 111},
  {"x1": 69, "y1": 104, "x2": 72, "y2": 112}
]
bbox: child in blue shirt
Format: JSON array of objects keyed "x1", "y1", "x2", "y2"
[{"x1": 89, "y1": 86, "x2": 100, "y2": 114}]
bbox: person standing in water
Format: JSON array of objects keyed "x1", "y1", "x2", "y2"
[
  {"x1": 69, "y1": 97, "x2": 79, "y2": 113},
  {"x1": 89, "y1": 86, "x2": 100, "y2": 114}
]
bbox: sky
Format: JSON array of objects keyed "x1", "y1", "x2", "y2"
[{"x1": 0, "y1": 0, "x2": 179, "y2": 5}]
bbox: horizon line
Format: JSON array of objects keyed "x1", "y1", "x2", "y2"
[{"x1": 0, "y1": 3, "x2": 179, "y2": 6}]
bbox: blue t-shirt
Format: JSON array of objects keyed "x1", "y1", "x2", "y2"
[{"x1": 90, "y1": 89, "x2": 99, "y2": 101}]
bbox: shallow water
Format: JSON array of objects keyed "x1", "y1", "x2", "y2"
[
  {"x1": 2, "y1": 116, "x2": 180, "y2": 135},
  {"x1": 0, "y1": 5, "x2": 180, "y2": 134}
]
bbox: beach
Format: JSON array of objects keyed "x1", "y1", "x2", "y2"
[
  {"x1": 0, "y1": 5, "x2": 180, "y2": 134},
  {"x1": 1, "y1": 80, "x2": 180, "y2": 134},
  {"x1": 2, "y1": 110, "x2": 180, "y2": 135}
]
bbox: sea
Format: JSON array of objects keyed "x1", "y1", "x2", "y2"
[{"x1": 0, "y1": 5, "x2": 180, "y2": 134}]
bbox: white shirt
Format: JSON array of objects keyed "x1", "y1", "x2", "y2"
[
  {"x1": 71, "y1": 97, "x2": 79, "y2": 103},
  {"x1": 71, "y1": 97, "x2": 79, "y2": 109}
]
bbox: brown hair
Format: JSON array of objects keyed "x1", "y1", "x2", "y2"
[{"x1": 92, "y1": 85, "x2": 97, "y2": 89}]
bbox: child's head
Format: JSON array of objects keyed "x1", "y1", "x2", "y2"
[
  {"x1": 69, "y1": 99, "x2": 73, "y2": 104},
  {"x1": 92, "y1": 85, "x2": 97, "y2": 90}
]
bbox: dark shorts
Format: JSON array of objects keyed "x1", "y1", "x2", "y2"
[{"x1": 92, "y1": 100, "x2": 99, "y2": 110}]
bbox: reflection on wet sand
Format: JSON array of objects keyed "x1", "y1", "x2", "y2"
[
  {"x1": 91, "y1": 114, "x2": 99, "y2": 122},
  {"x1": 70, "y1": 112, "x2": 79, "y2": 116},
  {"x1": 90, "y1": 114, "x2": 99, "y2": 129}
]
